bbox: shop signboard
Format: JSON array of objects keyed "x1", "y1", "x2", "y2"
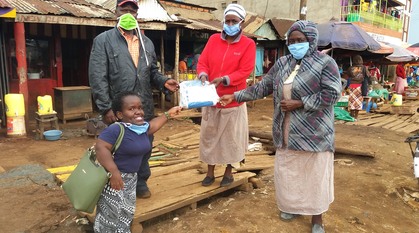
[{"x1": 0, "y1": 7, "x2": 16, "y2": 19}]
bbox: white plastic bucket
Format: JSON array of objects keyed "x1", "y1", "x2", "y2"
[{"x1": 6, "y1": 116, "x2": 26, "y2": 137}]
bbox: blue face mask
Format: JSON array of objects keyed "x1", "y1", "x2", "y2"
[
  {"x1": 223, "y1": 21, "x2": 242, "y2": 36},
  {"x1": 121, "y1": 122, "x2": 149, "y2": 135},
  {"x1": 288, "y1": 42, "x2": 309, "y2": 60}
]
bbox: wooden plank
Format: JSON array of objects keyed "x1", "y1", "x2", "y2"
[
  {"x1": 47, "y1": 165, "x2": 77, "y2": 174},
  {"x1": 249, "y1": 130, "x2": 272, "y2": 140},
  {"x1": 390, "y1": 105, "x2": 418, "y2": 115},
  {"x1": 382, "y1": 120, "x2": 406, "y2": 129},
  {"x1": 236, "y1": 155, "x2": 274, "y2": 171},
  {"x1": 362, "y1": 115, "x2": 394, "y2": 126},
  {"x1": 368, "y1": 115, "x2": 400, "y2": 127},
  {"x1": 245, "y1": 150, "x2": 273, "y2": 156},
  {"x1": 56, "y1": 173, "x2": 71, "y2": 183},
  {"x1": 406, "y1": 113, "x2": 419, "y2": 123},
  {"x1": 169, "y1": 133, "x2": 201, "y2": 145},
  {"x1": 172, "y1": 109, "x2": 202, "y2": 119},
  {"x1": 164, "y1": 129, "x2": 199, "y2": 141},
  {"x1": 134, "y1": 171, "x2": 256, "y2": 222},
  {"x1": 358, "y1": 113, "x2": 385, "y2": 120},
  {"x1": 355, "y1": 115, "x2": 390, "y2": 126},
  {"x1": 335, "y1": 147, "x2": 375, "y2": 158},
  {"x1": 151, "y1": 151, "x2": 166, "y2": 157},
  {"x1": 398, "y1": 123, "x2": 419, "y2": 134},
  {"x1": 388, "y1": 121, "x2": 412, "y2": 131},
  {"x1": 382, "y1": 116, "x2": 410, "y2": 129},
  {"x1": 150, "y1": 161, "x2": 201, "y2": 177}
]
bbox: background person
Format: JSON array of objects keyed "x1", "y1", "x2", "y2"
[
  {"x1": 88, "y1": 0, "x2": 179, "y2": 199},
  {"x1": 179, "y1": 56, "x2": 188, "y2": 73},
  {"x1": 394, "y1": 62, "x2": 406, "y2": 94},
  {"x1": 220, "y1": 21, "x2": 341, "y2": 233},
  {"x1": 368, "y1": 61, "x2": 381, "y2": 84},
  {"x1": 94, "y1": 91, "x2": 181, "y2": 232},
  {"x1": 197, "y1": 3, "x2": 256, "y2": 187},
  {"x1": 347, "y1": 55, "x2": 369, "y2": 120}
]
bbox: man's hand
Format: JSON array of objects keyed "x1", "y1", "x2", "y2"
[
  {"x1": 164, "y1": 79, "x2": 179, "y2": 92},
  {"x1": 210, "y1": 77, "x2": 224, "y2": 88},
  {"x1": 219, "y1": 94, "x2": 235, "y2": 106},
  {"x1": 104, "y1": 110, "x2": 118, "y2": 125},
  {"x1": 199, "y1": 75, "x2": 208, "y2": 85},
  {"x1": 280, "y1": 99, "x2": 303, "y2": 112}
]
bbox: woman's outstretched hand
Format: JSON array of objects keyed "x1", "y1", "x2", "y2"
[
  {"x1": 219, "y1": 94, "x2": 235, "y2": 106},
  {"x1": 210, "y1": 77, "x2": 224, "y2": 87},
  {"x1": 280, "y1": 99, "x2": 303, "y2": 112},
  {"x1": 167, "y1": 106, "x2": 183, "y2": 118}
]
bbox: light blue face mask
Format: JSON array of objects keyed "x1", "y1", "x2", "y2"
[
  {"x1": 287, "y1": 42, "x2": 309, "y2": 60},
  {"x1": 122, "y1": 122, "x2": 149, "y2": 135},
  {"x1": 223, "y1": 21, "x2": 241, "y2": 36}
]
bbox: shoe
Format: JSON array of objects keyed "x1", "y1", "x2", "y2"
[
  {"x1": 220, "y1": 176, "x2": 234, "y2": 187},
  {"x1": 136, "y1": 190, "x2": 151, "y2": 199},
  {"x1": 280, "y1": 212, "x2": 300, "y2": 221},
  {"x1": 201, "y1": 176, "x2": 215, "y2": 186},
  {"x1": 312, "y1": 224, "x2": 325, "y2": 233}
]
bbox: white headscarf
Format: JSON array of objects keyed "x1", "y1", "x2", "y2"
[{"x1": 223, "y1": 3, "x2": 246, "y2": 20}]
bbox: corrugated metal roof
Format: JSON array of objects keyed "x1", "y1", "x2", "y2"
[
  {"x1": 178, "y1": 17, "x2": 221, "y2": 31},
  {"x1": 0, "y1": 0, "x2": 12, "y2": 8},
  {"x1": 160, "y1": 1, "x2": 219, "y2": 32},
  {"x1": 8, "y1": 0, "x2": 113, "y2": 18},
  {"x1": 85, "y1": 0, "x2": 116, "y2": 12},
  {"x1": 137, "y1": 0, "x2": 172, "y2": 22},
  {"x1": 242, "y1": 12, "x2": 266, "y2": 34},
  {"x1": 163, "y1": 4, "x2": 214, "y2": 20},
  {"x1": 270, "y1": 18, "x2": 296, "y2": 40},
  {"x1": 8, "y1": 0, "x2": 173, "y2": 23}
]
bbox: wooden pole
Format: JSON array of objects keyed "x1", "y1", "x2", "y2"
[
  {"x1": 54, "y1": 30, "x2": 63, "y2": 87},
  {"x1": 14, "y1": 22, "x2": 29, "y2": 127},
  {"x1": 174, "y1": 28, "x2": 180, "y2": 105},
  {"x1": 160, "y1": 32, "x2": 165, "y2": 75},
  {"x1": 299, "y1": 0, "x2": 307, "y2": 20},
  {"x1": 160, "y1": 32, "x2": 165, "y2": 110}
]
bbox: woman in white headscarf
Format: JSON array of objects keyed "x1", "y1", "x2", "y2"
[{"x1": 197, "y1": 3, "x2": 256, "y2": 187}]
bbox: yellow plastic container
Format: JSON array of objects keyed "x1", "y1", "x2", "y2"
[
  {"x1": 5, "y1": 93, "x2": 25, "y2": 117},
  {"x1": 6, "y1": 116, "x2": 26, "y2": 137},
  {"x1": 391, "y1": 94, "x2": 403, "y2": 106},
  {"x1": 37, "y1": 95, "x2": 53, "y2": 115}
]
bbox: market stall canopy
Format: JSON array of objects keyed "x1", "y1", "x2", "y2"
[
  {"x1": 317, "y1": 21, "x2": 381, "y2": 51},
  {"x1": 370, "y1": 42, "x2": 394, "y2": 55},
  {"x1": 407, "y1": 43, "x2": 419, "y2": 56},
  {"x1": 385, "y1": 42, "x2": 419, "y2": 62}
]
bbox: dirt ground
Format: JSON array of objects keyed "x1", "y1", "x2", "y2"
[{"x1": 0, "y1": 97, "x2": 418, "y2": 233}]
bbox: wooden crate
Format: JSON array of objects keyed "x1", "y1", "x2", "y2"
[{"x1": 390, "y1": 105, "x2": 418, "y2": 115}]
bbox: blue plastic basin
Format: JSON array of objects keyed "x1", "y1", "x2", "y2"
[{"x1": 43, "y1": 130, "x2": 62, "y2": 141}]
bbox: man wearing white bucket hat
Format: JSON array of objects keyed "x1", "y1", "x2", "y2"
[{"x1": 197, "y1": 3, "x2": 256, "y2": 187}]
